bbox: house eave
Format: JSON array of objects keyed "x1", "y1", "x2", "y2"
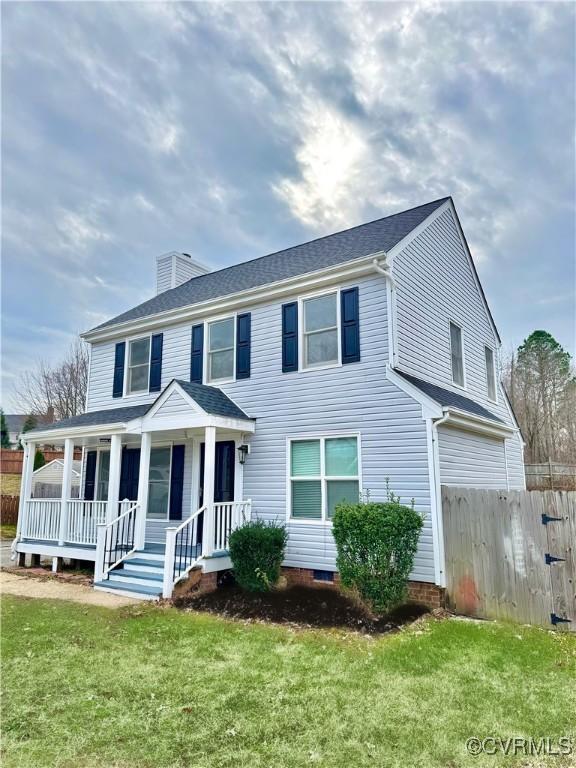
[
  {"x1": 441, "y1": 409, "x2": 515, "y2": 439},
  {"x1": 81, "y1": 254, "x2": 381, "y2": 343}
]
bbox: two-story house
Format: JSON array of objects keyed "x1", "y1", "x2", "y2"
[{"x1": 15, "y1": 197, "x2": 525, "y2": 602}]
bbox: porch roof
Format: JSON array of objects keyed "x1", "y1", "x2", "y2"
[{"x1": 26, "y1": 380, "x2": 253, "y2": 439}]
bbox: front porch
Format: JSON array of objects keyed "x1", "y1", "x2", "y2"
[{"x1": 14, "y1": 380, "x2": 255, "y2": 599}]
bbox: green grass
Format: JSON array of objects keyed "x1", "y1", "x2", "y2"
[
  {"x1": 2, "y1": 597, "x2": 575, "y2": 768},
  {"x1": 0, "y1": 523, "x2": 17, "y2": 540}
]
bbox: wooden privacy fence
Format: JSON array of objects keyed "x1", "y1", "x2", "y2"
[
  {"x1": 1, "y1": 495, "x2": 20, "y2": 525},
  {"x1": 0, "y1": 448, "x2": 82, "y2": 475},
  {"x1": 442, "y1": 487, "x2": 575, "y2": 630},
  {"x1": 525, "y1": 462, "x2": 576, "y2": 491}
]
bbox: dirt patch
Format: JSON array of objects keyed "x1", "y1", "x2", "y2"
[
  {"x1": 3, "y1": 565, "x2": 93, "y2": 586},
  {"x1": 0, "y1": 571, "x2": 139, "y2": 607},
  {"x1": 173, "y1": 582, "x2": 430, "y2": 634}
]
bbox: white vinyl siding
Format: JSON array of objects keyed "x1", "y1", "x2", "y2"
[
  {"x1": 393, "y1": 205, "x2": 524, "y2": 483},
  {"x1": 438, "y1": 426, "x2": 508, "y2": 489},
  {"x1": 86, "y1": 273, "x2": 437, "y2": 582}
]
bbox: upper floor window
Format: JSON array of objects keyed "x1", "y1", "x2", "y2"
[
  {"x1": 485, "y1": 346, "x2": 497, "y2": 401},
  {"x1": 127, "y1": 337, "x2": 151, "y2": 394},
  {"x1": 290, "y1": 435, "x2": 360, "y2": 522},
  {"x1": 207, "y1": 317, "x2": 235, "y2": 383},
  {"x1": 302, "y1": 292, "x2": 339, "y2": 369},
  {"x1": 449, "y1": 321, "x2": 465, "y2": 387}
]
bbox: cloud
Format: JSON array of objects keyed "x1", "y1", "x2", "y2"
[{"x1": 1, "y1": 1, "x2": 574, "y2": 409}]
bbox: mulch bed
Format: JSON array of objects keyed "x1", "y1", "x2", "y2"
[
  {"x1": 173, "y1": 583, "x2": 431, "y2": 634},
  {"x1": 2, "y1": 565, "x2": 93, "y2": 586}
]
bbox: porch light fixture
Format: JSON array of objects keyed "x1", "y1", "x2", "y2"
[{"x1": 237, "y1": 444, "x2": 249, "y2": 465}]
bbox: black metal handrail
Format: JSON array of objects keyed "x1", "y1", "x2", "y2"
[{"x1": 104, "y1": 502, "x2": 138, "y2": 573}]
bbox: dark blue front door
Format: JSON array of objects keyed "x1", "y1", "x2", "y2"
[{"x1": 198, "y1": 440, "x2": 235, "y2": 545}]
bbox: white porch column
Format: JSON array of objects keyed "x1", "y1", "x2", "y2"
[
  {"x1": 16, "y1": 440, "x2": 36, "y2": 541},
  {"x1": 202, "y1": 426, "x2": 216, "y2": 557},
  {"x1": 136, "y1": 432, "x2": 152, "y2": 549},
  {"x1": 58, "y1": 438, "x2": 75, "y2": 545},
  {"x1": 106, "y1": 434, "x2": 122, "y2": 524}
]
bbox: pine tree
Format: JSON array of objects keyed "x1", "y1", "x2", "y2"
[{"x1": 0, "y1": 409, "x2": 10, "y2": 448}]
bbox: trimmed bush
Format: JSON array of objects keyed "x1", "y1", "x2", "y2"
[
  {"x1": 229, "y1": 520, "x2": 288, "y2": 592},
  {"x1": 332, "y1": 497, "x2": 424, "y2": 615}
]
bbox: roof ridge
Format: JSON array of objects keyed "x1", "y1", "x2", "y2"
[{"x1": 174, "y1": 196, "x2": 451, "y2": 288}]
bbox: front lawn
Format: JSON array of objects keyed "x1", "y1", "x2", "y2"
[{"x1": 2, "y1": 596, "x2": 575, "y2": 768}]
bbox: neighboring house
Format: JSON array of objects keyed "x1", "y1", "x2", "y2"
[
  {"x1": 4, "y1": 415, "x2": 28, "y2": 448},
  {"x1": 32, "y1": 460, "x2": 82, "y2": 499},
  {"x1": 3, "y1": 411, "x2": 58, "y2": 449},
  {"x1": 15, "y1": 197, "x2": 525, "y2": 602}
]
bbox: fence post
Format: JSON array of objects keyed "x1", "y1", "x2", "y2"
[
  {"x1": 94, "y1": 523, "x2": 107, "y2": 583},
  {"x1": 549, "y1": 458, "x2": 554, "y2": 490},
  {"x1": 163, "y1": 527, "x2": 177, "y2": 598}
]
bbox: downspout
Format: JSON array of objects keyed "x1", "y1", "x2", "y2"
[
  {"x1": 372, "y1": 256, "x2": 398, "y2": 367},
  {"x1": 428, "y1": 411, "x2": 450, "y2": 587}
]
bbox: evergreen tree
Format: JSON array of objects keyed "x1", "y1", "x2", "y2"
[{"x1": 0, "y1": 409, "x2": 10, "y2": 448}]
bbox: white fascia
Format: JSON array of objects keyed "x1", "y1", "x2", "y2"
[{"x1": 81, "y1": 256, "x2": 380, "y2": 344}]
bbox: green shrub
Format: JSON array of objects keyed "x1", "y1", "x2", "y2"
[
  {"x1": 229, "y1": 520, "x2": 288, "y2": 592},
  {"x1": 332, "y1": 494, "x2": 424, "y2": 615},
  {"x1": 33, "y1": 450, "x2": 46, "y2": 471}
]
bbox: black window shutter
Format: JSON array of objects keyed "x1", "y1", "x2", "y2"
[
  {"x1": 341, "y1": 287, "x2": 360, "y2": 364},
  {"x1": 236, "y1": 313, "x2": 251, "y2": 379},
  {"x1": 169, "y1": 445, "x2": 185, "y2": 520},
  {"x1": 112, "y1": 342, "x2": 126, "y2": 398},
  {"x1": 282, "y1": 302, "x2": 298, "y2": 373},
  {"x1": 149, "y1": 333, "x2": 163, "y2": 392},
  {"x1": 190, "y1": 324, "x2": 204, "y2": 383},
  {"x1": 84, "y1": 451, "x2": 97, "y2": 501}
]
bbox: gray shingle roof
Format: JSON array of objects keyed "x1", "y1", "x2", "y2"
[
  {"x1": 175, "y1": 380, "x2": 251, "y2": 420},
  {"x1": 29, "y1": 381, "x2": 251, "y2": 434},
  {"x1": 92, "y1": 198, "x2": 449, "y2": 332},
  {"x1": 30, "y1": 405, "x2": 151, "y2": 432},
  {"x1": 395, "y1": 371, "x2": 504, "y2": 424}
]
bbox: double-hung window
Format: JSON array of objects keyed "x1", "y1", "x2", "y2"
[
  {"x1": 302, "y1": 292, "x2": 339, "y2": 369},
  {"x1": 127, "y1": 337, "x2": 151, "y2": 394},
  {"x1": 147, "y1": 446, "x2": 172, "y2": 519},
  {"x1": 485, "y1": 346, "x2": 497, "y2": 401},
  {"x1": 449, "y1": 321, "x2": 465, "y2": 387},
  {"x1": 290, "y1": 436, "x2": 360, "y2": 521},
  {"x1": 207, "y1": 317, "x2": 235, "y2": 383}
]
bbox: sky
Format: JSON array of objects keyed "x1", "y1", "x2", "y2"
[{"x1": 2, "y1": 1, "x2": 575, "y2": 410}]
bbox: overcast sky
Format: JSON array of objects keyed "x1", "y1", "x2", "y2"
[{"x1": 2, "y1": 1, "x2": 574, "y2": 411}]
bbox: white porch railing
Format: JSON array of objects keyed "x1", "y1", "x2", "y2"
[
  {"x1": 95, "y1": 501, "x2": 140, "y2": 582},
  {"x1": 163, "y1": 503, "x2": 206, "y2": 598},
  {"x1": 66, "y1": 500, "x2": 107, "y2": 545},
  {"x1": 20, "y1": 500, "x2": 61, "y2": 541},
  {"x1": 213, "y1": 500, "x2": 252, "y2": 552},
  {"x1": 163, "y1": 500, "x2": 252, "y2": 599},
  {"x1": 20, "y1": 499, "x2": 134, "y2": 547}
]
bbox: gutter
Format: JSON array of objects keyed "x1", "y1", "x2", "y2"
[{"x1": 372, "y1": 254, "x2": 398, "y2": 367}]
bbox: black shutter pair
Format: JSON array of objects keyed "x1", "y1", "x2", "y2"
[
  {"x1": 282, "y1": 287, "x2": 360, "y2": 372},
  {"x1": 190, "y1": 314, "x2": 251, "y2": 383},
  {"x1": 112, "y1": 334, "x2": 163, "y2": 398}
]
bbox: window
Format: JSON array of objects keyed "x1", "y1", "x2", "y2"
[
  {"x1": 207, "y1": 317, "x2": 235, "y2": 382},
  {"x1": 127, "y1": 337, "x2": 150, "y2": 394},
  {"x1": 302, "y1": 292, "x2": 339, "y2": 368},
  {"x1": 96, "y1": 451, "x2": 110, "y2": 501},
  {"x1": 147, "y1": 446, "x2": 171, "y2": 519},
  {"x1": 290, "y1": 436, "x2": 360, "y2": 522},
  {"x1": 485, "y1": 346, "x2": 497, "y2": 401},
  {"x1": 449, "y1": 322, "x2": 465, "y2": 387}
]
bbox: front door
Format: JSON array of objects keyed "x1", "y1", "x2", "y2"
[
  {"x1": 198, "y1": 440, "x2": 236, "y2": 544},
  {"x1": 119, "y1": 448, "x2": 140, "y2": 501},
  {"x1": 199, "y1": 440, "x2": 236, "y2": 504}
]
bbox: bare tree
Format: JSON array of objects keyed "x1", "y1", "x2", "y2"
[{"x1": 14, "y1": 339, "x2": 89, "y2": 421}]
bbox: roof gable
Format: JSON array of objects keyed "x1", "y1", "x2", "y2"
[{"x1": 89, "y1": 198, "x2": 449, "y2": 333}]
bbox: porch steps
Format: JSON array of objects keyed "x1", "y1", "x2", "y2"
[{"x1": 93, "y1": 547, "x2": 167, "y2": 601}]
